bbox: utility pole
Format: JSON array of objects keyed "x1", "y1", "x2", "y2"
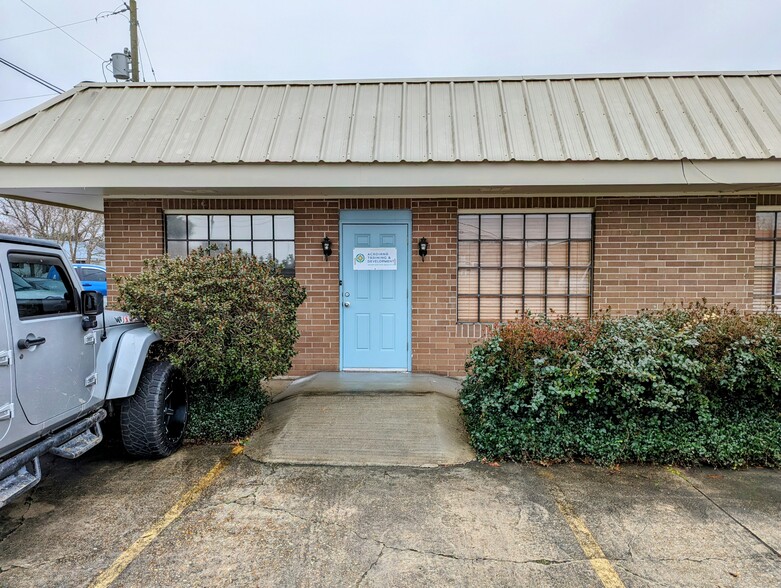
[{"x1": 129, "y1": 0, "x2": 140, "y2": 82}]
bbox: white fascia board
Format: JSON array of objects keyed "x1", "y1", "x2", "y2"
[{"x1": 0, "y1": 161, "x2": 780, "y2": 194}]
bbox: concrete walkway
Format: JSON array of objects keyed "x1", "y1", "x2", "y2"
[{"x1": 246, "y1": 372, "x2": 474, "y2": 467}]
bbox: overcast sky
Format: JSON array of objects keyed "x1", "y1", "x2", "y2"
[{"x1": 1, "y1": 0, "x2": 780, "y2": 122}]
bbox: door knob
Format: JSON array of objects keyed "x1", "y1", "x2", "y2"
[{"x1": 344, "y1": 301, "x2": 351, "y2": 308}]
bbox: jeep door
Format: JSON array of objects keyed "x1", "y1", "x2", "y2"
[{"x1": 3, "y1": 250, "x2": 96, "y2": 425}]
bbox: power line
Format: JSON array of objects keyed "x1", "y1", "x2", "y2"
[
  {"x1": 137, "y1": 21, "x2": 157, "y2": 81},
  {"x1": 0, "y1": 7, "x2": 127, "y2": 43},
  {"x1": 0, "y1": 92, "x2": 56, "y2": 102},
  {"x1": 0, "y1": 16, "x2": 97, "y2": 42},
  {"x1": 18, "y1": 0, "x2": 105, "y2": 61},
  {"x1": 0, "y1": 56, "x2": 63, "y2": 93}
]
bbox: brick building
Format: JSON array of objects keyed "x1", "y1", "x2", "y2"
[{"x1": 1, "y1": 72, "x2": 780, "y2": 376}]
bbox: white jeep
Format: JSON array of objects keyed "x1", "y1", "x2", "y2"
[{"x1": 0, "y1": 235, "x2": 187, "y2": 508}]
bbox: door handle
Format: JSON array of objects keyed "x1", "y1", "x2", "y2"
[
  {"x1": 18, "y1": 334, "x2": 46, "y2": 349},
  {"x1": 343, "y1": 301, "x2": 351, "y2": 308}
]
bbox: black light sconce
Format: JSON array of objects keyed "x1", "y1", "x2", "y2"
[
  {"x1": 321, "y1": 236, "x2": 332, "y2": 259},
  {"x1": 418, "y1": 237, "x2": 429, "y2": 261}
]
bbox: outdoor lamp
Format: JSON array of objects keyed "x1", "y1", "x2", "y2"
[
  {"x1": 321, "y1": 236, "x2": 332, "y2": 259},
  {"x1": 418, "y1": 237, "x2": 429, "y2": 261}
]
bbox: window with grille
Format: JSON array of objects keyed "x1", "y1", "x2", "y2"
[
  {"x1": 165, "y1": 213, "x2": 295, "y2": 276},
  {"x1": 457, "y1": 213, "x2": 593, "y2": 322},
  {"x1": 755, "y1": 211, "x2": 781, "y2": 312}
]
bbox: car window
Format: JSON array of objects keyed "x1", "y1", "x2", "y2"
[
  {"x1": 9, "y1": 253, "x2": 78, "y2": 318},
  {"x1": 76, "y1": 267, "x2": 106, "y2": 282}
]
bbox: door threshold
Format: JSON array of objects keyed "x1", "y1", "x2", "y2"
[{"x1": 342, "y1": 368, "x2": 409, "y2": 373}]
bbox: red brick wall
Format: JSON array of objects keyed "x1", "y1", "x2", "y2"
[
  {"x1": 290, "y1": 200, "x2": 340, "y2": 374},
  {"x1": 103, "y1": 198, "x2": 164, "y2": 306},
  {"x1": 103, "y1": 193, "x2": 759, "y2": 377},
  {"x1": 592, "y1": 196, "x2": 755, "y2": 313}
]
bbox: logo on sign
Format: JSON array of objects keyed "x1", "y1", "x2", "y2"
[{"x1": 353, "y1": 247, "x2": 397, "y2": 271}]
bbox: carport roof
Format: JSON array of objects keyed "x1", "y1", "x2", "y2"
[{"x1": 2, "y1": 71, "x2": 781, "y2": 165}]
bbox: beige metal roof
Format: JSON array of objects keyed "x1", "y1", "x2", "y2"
[{"x1": 2, "y1": 72, "x2": 781, "y2": 165}]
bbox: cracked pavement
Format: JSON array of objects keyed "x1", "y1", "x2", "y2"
[{"x1": 1, "y1": 445, "x2": 780, "y2": 587}]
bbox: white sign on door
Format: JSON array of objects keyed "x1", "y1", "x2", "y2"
[{"x1": 353, "y1": 247, "x2": 397, "y2": 270}]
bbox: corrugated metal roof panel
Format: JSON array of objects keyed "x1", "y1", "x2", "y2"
[
  {"x1": 214, "y1": 85, "x2": 261, "y2": 163},
  {"x1": 476, "y1": 82, "x2": 510, "y2": 161},
  {"x1": 241, "y1": 85, "x2": 287, "y2": 162},
  {"x1": 349, "y1": 83, "x2": 379, "y2": 162},
  {"x1": 188, "y1": 85, "x2": 239, "y2": 162},
  {"x1": 321, "y1": 84, "x2": 355, "y2": 162},
  {"x1": 403, "y1": 83, "x2": 427, "y2": 162},
  {"x1": 375, "y1": 83, "x2": 402, "y2": 162},
  {"x1": 2, "y1": 72, "x2": 781, "y2": 164}
]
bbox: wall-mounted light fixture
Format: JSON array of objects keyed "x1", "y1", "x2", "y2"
[
  {"x1": 418, "y1": 237, "x2": 429, "y2": 261},
  {"x1": 321, "y1": 236, "x2": 332, "y2": 259}
]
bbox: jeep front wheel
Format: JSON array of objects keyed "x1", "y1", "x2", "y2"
[{"x1": 120, "y1": 360, "x2": 188, "y2": 458}]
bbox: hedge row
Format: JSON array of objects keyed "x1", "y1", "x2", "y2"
[{"x1": 460, "y1": 304, "x2": 781, "y2": 467}]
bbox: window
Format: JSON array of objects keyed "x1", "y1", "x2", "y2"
[
  {"x1": 9, "y1": 253, "x2": 78, "y2": 318},
  {"x1": 755, "y1": 211, "x2": 781, "y2": 312},
  {"x1": 457, "y1": 213, "x2": 593, "y2": 322},
  {"x1": 165, "y1": 213, "x2": 295, "y2": 276},
  {"x1": 75, "y1": 267, "x2": 106, "y2": 282}
]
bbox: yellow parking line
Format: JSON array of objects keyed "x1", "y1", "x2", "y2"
[
  {"x1": 88, "y1": 445, "x2": 244, "y2": 588},
  {"x1": 539, "y1": 469, "x2": 626, "y2": 588}
]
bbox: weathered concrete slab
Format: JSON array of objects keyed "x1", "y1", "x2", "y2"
[
  {"x1": 111, "y1": 461, "x2": 597, "y2": 587},
  {"x1": 245, "y1": 392, "x2": 475, "y2": 467},
  {"x1": 0, "y1": 442, "x2": 231, "y2": 588},
  {"x1": 542, "y1": 464, "x2": 781, "y2": 587},
  {"x1": 2, "y1": 448, "x2": 781, "y2": 588}
]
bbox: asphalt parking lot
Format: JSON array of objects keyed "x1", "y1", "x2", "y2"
[{"x1": 1, "y1": 443, "x2": 780, "y2": 587}]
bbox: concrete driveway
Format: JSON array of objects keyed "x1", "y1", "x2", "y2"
[{"x1": 1, "y1": 442, "x2": 780, "y2": 587}]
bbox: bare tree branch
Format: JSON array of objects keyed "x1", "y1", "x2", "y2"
[{"x1": 0, "y1": 198, "x2": 104, "y2": 263}]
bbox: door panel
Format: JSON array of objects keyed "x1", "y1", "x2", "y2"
[
  {"x1": 5, "y1": 253, "x2": 96, "y2": 425},
  {"x1": 342, "y1": 223, "x2": 409, "y2": 370}
]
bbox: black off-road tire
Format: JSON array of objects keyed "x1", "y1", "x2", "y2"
[{"x1": 120, "y1": 360, "x2": 188, "y2": 458}]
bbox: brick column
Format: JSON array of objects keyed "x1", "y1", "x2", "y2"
[
  {"x1": 290, "y1": 200, "x2": 340, "y2": 375},
  {"x1": 103, "y1": 198, "x2": 164, "y2": 307}
]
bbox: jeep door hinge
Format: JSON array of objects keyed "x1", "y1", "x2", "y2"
[
  {"x1": 84, "y1": 332, "x2": 97, "y2": 345},
  {"x1": 0, "y1": 350, "x2": 12, "y2": 367},
  {"x1": 0, "y1": 403, "x2": 13, "y2": 421},
  {"x1": 84, "y1": 372, "x2": 98, "y2": 387}
]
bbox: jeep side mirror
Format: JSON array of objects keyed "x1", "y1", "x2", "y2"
[
  {"x1": 81, "y1": 290, "x2": 104, "y2": 317},
  {"x1": 81, "y1": 291, "x2": 104, "y2": 331}
]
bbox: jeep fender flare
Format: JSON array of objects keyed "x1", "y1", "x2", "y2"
[{"x1": 105, "y1": 328, "x2": 162, "y2": 400}]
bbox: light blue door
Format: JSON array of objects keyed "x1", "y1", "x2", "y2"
[{"x1": 341, "y1": 218, "x2": 410, "y2": 370}]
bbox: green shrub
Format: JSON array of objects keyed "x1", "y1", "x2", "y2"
[
  {"x1": 185, "y1": 383, "x2": 270, "y2": 442},
  {"x1": 118, "y1": 247, "x2": 306, "y2": 441},
  {"x1": 461, "y1": 303, "x2": 781, "y2": 467}
]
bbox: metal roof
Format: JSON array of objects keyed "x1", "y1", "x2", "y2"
[{"x1": 2, "y1": 72, "x2": 781, "y2": 165}]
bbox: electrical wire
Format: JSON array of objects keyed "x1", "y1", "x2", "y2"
[
  {"x1": 18, "y1": 0, "x2": 105, "y2": 61},
  {"x1": 0, "y1": 7, "x2": 128, "y2": 43},
  {"x1": 0, "y1": 92, "x2": 56, "y2": 102},
  {"x1": 0, "y1": 56, "x2": 63, "y2": 92},
  {"x1": 137, "y1": 21, "x2": 157, "y2": 81}
]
